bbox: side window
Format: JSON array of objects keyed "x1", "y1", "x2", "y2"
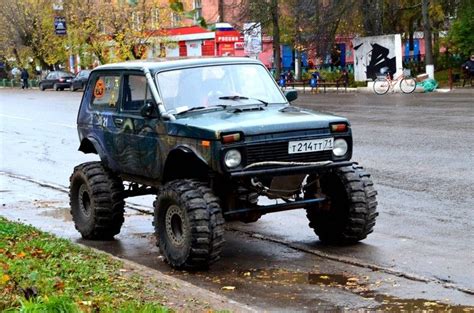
[
  {"x1": 122, "y1": 74, "x2": 151, "y2": 112},
  {"x1": 47, "y1": 73, "x2": 55, "y2": 79},
  {"x1": 91, "y1": 75, "x2": 121, "y2": 110}
]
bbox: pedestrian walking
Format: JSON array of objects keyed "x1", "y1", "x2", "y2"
[
  {"x1": 461, "y1": 54, "x2": 474, "y2": 87},
  {"x1": 20, "y1": 68, "x2": 29, "y2": 89}
]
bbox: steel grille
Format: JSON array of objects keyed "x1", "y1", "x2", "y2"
[{"x1": 246, "y1": 141, "x2": 332, "y2": 164}]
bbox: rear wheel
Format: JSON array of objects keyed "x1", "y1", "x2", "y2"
[
  {"x1": 305, "y1": 164, "x2": 378, "y2": 244},
  {"x1": 400, "y1": 77, "x2": 416, "y2": 94},
  {"x1": 154, "y1": 179, "x2": 224, "y2": 269},
  {"x1": 69, "y1": 162, "x2": 125, "y2": 240},
  {"x1": 373, "y1": 78, "x2": 390, "y2": 95}
]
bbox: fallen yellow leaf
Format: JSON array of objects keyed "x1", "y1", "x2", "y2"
[
  {"x1": 1, "y1": 274, "x2": 10, "y2": 284},
  {"x1": 17, "y1": 252, "x2": 26, "y2": 258},
  {"x1": 319, "y1": 275, "x2": 330, "y2": 280},
  {"x1": 221, "y1": 286, "x2": 236, "y2": 290}
]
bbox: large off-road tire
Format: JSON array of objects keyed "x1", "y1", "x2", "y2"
[
  {"x1": 154, "y1": 180, "x2": 225, "y2": 269},
  {"x1": 69, "y1": 162, "x2": 125, "y2": 240},
  {"x1": 305, "y1": 164, "x2": 378, "y2": 244}
]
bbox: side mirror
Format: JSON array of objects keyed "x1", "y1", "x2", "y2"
[
  {"x1": 140, "y1": 101, "x2": 159, "y2": 118},
  {"x1": 284, "y1": 90, "x2": 298, "y2": 102}
]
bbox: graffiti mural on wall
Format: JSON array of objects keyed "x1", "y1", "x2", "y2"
[{"x1": 352, "y1": 34, "x2": 402, "y2": 82}]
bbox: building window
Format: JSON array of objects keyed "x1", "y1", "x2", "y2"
[
  {"x1": 193, "y1": 0, "x2": 202, "y2": 24},
  {"x1": 151, "y1": 8, "x2": 160, "y2": 29},
  {"x1": 131, "y1": 11, "x2": 142, "y2": 31},
  {"x1": 171, "y1": 12, "x2": 181, "y2": 27}
]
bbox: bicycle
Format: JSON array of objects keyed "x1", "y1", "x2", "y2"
[{"x1": 373, "y1": 68, "x2": 417, "y2": 95}]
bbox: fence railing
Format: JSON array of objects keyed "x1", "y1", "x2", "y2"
[{"x1": 0, "y1": 79, "x2": 40, "y2": 88}]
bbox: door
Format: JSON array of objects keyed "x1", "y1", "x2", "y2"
[
  {"x1": 117, "y1": 73, "x2": 162, "y2": 178},
  {"x1": 44, "y1": 72, "x2": 57, "y2": 88}
]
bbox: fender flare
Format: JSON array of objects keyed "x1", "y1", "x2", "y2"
[
  {"x1": 162, "y1": 145, "x2": 210, "y2": 182},
  {"x1": 79, "y1": 136, "x2": 106, "y2": 160}
]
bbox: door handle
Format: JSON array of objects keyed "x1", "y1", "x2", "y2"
[{"x1": 114, "y1": 118, "x2": 124, "y2": 126}]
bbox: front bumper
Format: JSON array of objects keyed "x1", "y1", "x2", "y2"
[{"x1": 229, "y1": 160, "x2": 355, "y2": 178}]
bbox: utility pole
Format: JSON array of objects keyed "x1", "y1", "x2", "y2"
[
  {"x1": 422, "y1": 0, "x2": 434, "y2": 78},
  {"x1": 218, "y1": 0, "x2": 224, "y2": 22},
  {"x1": 271, "y1": 0, "x2": 281, "y2": 77}
]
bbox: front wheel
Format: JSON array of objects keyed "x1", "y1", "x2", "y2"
[
  {"x1": 69, "y1": 162, "x2": 125, "y2": 240},
  {"x1": 400, "y1": 77, "x2": 417, "y2": 94},
  {"x1": 154, "y1": 180, "x2": 224, "y2": 269},
  {"x1": 305, "y1": 164, "x2": 378, "y2": 244},
  {"x1": 373, "y1": 78, "x2": 390, "y2": 95}
]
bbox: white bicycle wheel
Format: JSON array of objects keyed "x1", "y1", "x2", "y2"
[
  {"x1": 373, "y1": 78, "x2": 390, "y2": 95},
  {"x1": 400, "y1": 77, "x2": 417, "y2": 94}
]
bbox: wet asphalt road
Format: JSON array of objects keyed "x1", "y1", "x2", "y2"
[{"x1": 0, "y1": 88, "x2": 473, "y2": 311}]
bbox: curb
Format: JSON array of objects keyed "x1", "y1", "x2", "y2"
[{"x1": 88, "y1": 245, "x2": 258, "y2": 312}]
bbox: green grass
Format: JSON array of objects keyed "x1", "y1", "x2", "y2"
[{"x1": 0, "y1": 217, "x2": 170, "y2": 312}]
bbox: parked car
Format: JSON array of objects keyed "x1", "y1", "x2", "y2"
[
  {"x1": 69, "y1": 58, "x2": 378, "y2": 269},
  {"x1": 70, "y1": 70, "x2": 91, "y2": 91},
  {"x1": 39, "y1": 71, "x2": 74, "y2": 91}
]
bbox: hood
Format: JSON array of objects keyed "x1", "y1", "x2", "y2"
[{"x1": 165, "y1": 105, "x2": 348, "y2": 140}]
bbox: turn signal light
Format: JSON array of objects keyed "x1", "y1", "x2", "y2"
[
  {"x1": 331, "y1": 123, "x2": 348, "y2": 132},
  {"x1": 221, "y1": 133, "x2": 242, "y2": 144}
]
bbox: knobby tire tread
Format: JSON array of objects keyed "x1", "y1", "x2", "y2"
[
  {"x1": 69, "y1": 161, "x2": 125, "y2": 240},
  {"x1": 306, "y1": 164, "x2": 378, "y2": 244},
  {"x1": 154, "y1": 179, "x2": 224, "y2": 269}
]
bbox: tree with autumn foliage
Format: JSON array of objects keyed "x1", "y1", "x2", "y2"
[
  {"x1": 0, "y1": 0, "x2": 180, "y2": 70},
  {"x1": 0, "y1": 0, "x2": 67, "y2": 71}
]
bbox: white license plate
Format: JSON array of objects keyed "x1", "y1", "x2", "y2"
[{"x1": 288, "y1": 138, "x2": 334, "y2": 154}]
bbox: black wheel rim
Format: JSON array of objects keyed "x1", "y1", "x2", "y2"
[
  {"x1": 165, "y1": 204, "x2": 187, "y2": 246},
  {"x1": 78, "y1": 184, "x2": 91, "y2": 217}
]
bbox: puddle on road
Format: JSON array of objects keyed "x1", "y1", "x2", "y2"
[
  {"x1": 39, "y1": 208, "x2": 72, "y2": 222},
  {"x1": 33, "y1": 200, "x2": 72, "y2": 222},
  {"x1": 237, "y1": 269, "x2": 474, "y2": 312}
]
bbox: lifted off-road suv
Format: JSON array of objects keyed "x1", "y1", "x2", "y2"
[{"x1": 70, "y1": 57, "x2": 378, "y2": 269}]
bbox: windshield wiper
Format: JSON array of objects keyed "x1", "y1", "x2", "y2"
[
  {"x1": 219, "y1": 95, "x2": 268, "y2": 106},
  {"x1": 176, "y1": 105, "x2": 227, "y2": 116}
]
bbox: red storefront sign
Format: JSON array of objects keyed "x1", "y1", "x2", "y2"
[
  {"x1": 216, "y1": 31, "x2": 244, "y2": 56},
  {"x1": 215, "y1": 31, "x2": 242, "y2": 43}
]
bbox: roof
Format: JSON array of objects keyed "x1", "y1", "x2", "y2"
[{"x1": 93, "y1": 57, "x2": 262, "y2": 73}]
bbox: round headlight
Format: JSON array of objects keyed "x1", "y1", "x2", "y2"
[
  {"x1": 224, "y1": 149, "x2": 242, "y2": 168},
  {"x1": 332, "y1": 139, "x2": 348, "y2": 157}
]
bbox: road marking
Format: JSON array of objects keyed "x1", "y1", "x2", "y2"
[
  {"x1": 49, "y1": 122, "x2": 76, "y2": 129},
  {"x1": 0, "y1": 113, "x2": 32, "y2": 121},
  {"x1": 0, "y1": 114, "x2": 75, "y2": 129}
]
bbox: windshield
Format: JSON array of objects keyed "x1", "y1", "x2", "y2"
[{"x1": 156, "y1": 64, "x2": 286, "y2": 114}]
